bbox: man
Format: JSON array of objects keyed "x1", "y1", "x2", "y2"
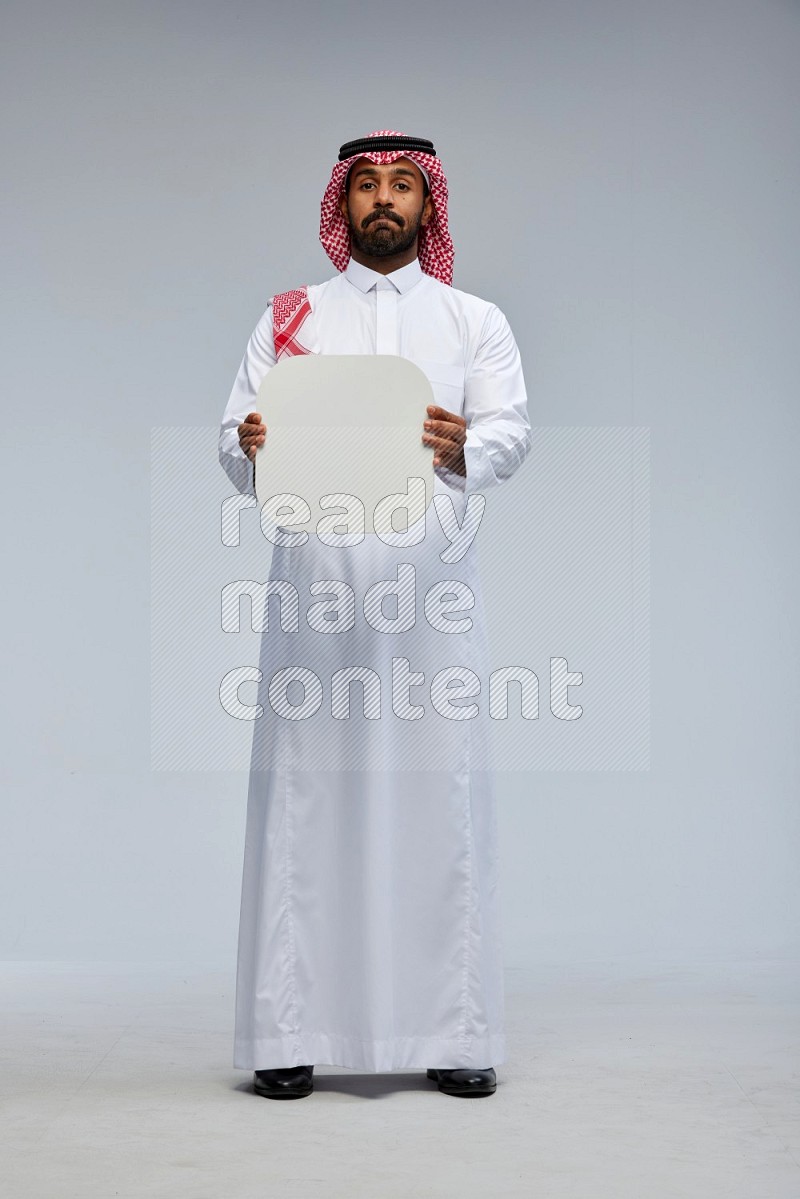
[{"x1": 219, "y1": 131, "x2": 531, "y2": 1099}]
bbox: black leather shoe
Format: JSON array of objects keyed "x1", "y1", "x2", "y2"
[
  {"x1": 426, "y1": 1066, "x2": 497, "y2": 1096},
  {"x1": 253, "y1": 1065, "x2": 314, "y2": 1099}
]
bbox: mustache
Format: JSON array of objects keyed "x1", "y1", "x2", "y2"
[{"x1": 362, "y1": 209, "x2": 403, "y2": 229}]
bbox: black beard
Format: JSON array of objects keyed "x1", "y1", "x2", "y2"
[{"x1": 347, "y1": 205, "x2": 423, "y2": 259}]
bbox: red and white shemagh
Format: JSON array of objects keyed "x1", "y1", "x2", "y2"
[
  {"x1": 319, "y1": 129, "x2": 454, "y2": 287},
  {"x1": 272, "y1": 287, "x2": 313, "y2": 359},
  {"x1": 273, "y1": 131, "x2": 453, "y2": 360}
]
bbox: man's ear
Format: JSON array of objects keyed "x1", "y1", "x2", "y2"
[
  {"x1": 338, "y1": 191, "x2": 349, "y2": 219},
  {"x1": 420, "y1": 194, "x2": 433, "y2": 227}
]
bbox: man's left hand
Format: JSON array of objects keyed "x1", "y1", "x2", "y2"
[{"x1": 422, "y1": 405, "x2": 467, "y2": 478}]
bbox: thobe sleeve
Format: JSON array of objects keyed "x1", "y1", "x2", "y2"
[
  {"x1": 218, "y1": 303, "x2": 276, "y2": 497},
  {"x1": 435, "y1": 303, "x2": 532, "y2": 495}
]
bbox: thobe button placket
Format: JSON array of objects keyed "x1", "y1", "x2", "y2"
[{"x1": 374, "y1": 278, "x2": 399, "y2": 355}]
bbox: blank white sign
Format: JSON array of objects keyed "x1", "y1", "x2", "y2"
[{"x1": 254, "y1": 354, "x2": 435, "y2": 536}]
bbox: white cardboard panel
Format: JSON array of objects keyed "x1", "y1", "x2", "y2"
[{"x1": 254, "y1": 354, "x2": 435, "y2": 536}]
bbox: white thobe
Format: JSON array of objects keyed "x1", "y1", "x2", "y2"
[{"x1": 219, "y1": 256, "x2": 531, "y2": 1072}]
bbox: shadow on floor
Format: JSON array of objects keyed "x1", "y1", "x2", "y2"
[{"x1": 231, "y1": 1071, "x2": 436, "y2": 1099}]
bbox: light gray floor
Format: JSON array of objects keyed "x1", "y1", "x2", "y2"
[{"x1": 2, "y1": 957, "x2": 798, "y2": 1198}]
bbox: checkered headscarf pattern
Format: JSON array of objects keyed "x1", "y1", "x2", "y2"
[
  {"x1": 272, "y1": 288, "x2": 308, "y2": 330},
  {"x1": 271, "y1": 286, "x2": 313, "y2": 358},
  {"x1": 319, "y1": 130, "x2": 454, "y2": 286}
]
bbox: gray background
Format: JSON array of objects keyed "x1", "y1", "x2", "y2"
[{"x1": 2, "y1": 0, "x2": 797, "y2": 968}]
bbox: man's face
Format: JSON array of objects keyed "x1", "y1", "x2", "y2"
[{"x1": 338, "y1": 157, "x2": 432, "y2": 259}]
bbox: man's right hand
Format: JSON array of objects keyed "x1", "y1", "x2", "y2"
[{"x1": 238, "y1": 412, "x2": 267, "y2": 462}]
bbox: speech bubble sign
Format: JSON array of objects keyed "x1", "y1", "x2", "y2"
[{"x1": 254, "y1": 354, "x2": 436, "y2": 537}]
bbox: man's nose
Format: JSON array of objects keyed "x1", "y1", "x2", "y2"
[{"x1": 373, "y1": 181, "x2": 394, "y2": 207}]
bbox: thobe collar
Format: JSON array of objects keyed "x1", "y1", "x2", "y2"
[{"x1": 343, "y1": 256, "x2": 424, "y2": 294}]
